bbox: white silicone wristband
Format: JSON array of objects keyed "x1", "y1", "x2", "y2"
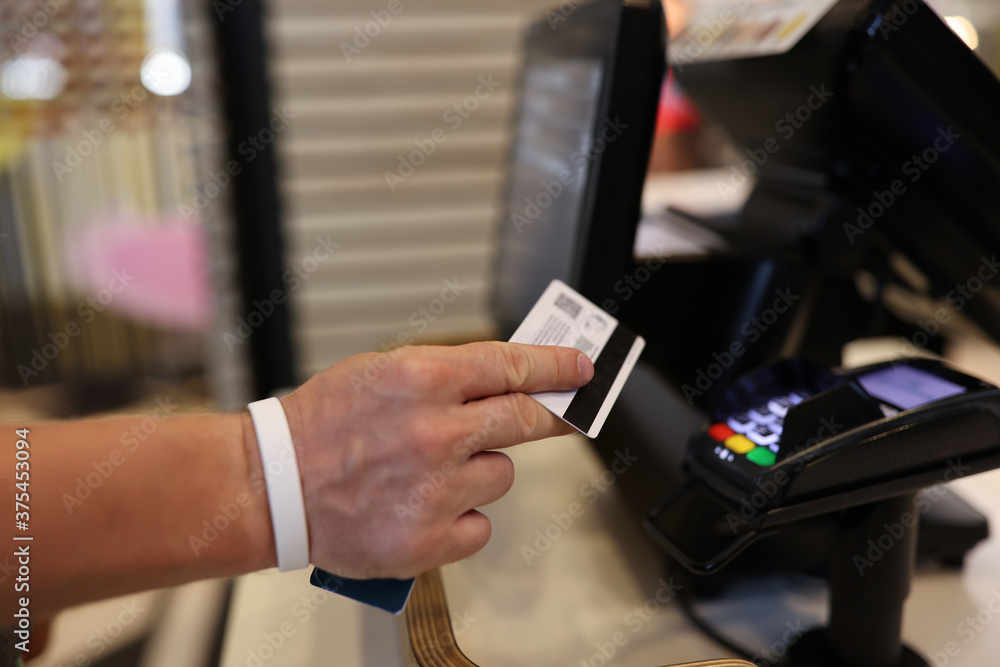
[{"x1": 247, "y1": 397, "x2": 310, "y2": 571}]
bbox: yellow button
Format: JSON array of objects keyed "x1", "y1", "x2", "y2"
[{"x1": 724, "y1": 434, "x2": 755, "y2": 454}]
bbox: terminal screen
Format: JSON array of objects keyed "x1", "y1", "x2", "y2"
[{"x1": 857, "y1": 365, "x2": 967, "y2": 410}]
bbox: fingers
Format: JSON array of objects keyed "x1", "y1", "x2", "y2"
[
  {"x1": 436, "y1": 510, "x2": 493, "y2": 567},
  {"x1": 300, "y1": 341, "x2": 593, "y2": 580},
  {"x1": 403, "y1": 451, "x2": 514, "y2": 522},
  {"x1": 429, "y1": 456, "x2": 510, "y2": 566},
  {"x1": 402, "y1": 453, "x2": 513, "y2": 573},
  {"x1": 452, "y1": 342, "x2": 593, "y2": 401},
  {"x1": 435, "y1": 459, "x2": 516, "y2": 563},
  {"x1": 453, "y1": 392, "x2": 576, "y2": 455},
  {"x1": 449, "y1": 450, "x2": 515, "y2": 510}
]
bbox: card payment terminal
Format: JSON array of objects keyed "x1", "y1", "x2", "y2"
[{"x1": 646, "y1": 357, "x2": 1000, "y2": 573}]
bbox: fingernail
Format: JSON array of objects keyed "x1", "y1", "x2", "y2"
[{"x1": 578, "y1": 354, "x2": 594, "y2": 384}]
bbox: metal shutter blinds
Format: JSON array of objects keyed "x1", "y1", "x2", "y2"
[{"x1": 264, "y1": 0, "x2": 552, "y2": 378}]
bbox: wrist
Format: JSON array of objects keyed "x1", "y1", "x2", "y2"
[
  {"x1": 245, "y1": 398, "x2": 311, "y2": 571},
  {"x1": 237, "y1": 411, "x2": 279, "y2": 572}
]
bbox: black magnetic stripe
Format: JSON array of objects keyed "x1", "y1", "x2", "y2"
[{"x1": 564, "y1": 324, "x2": 636, "y2": 432}]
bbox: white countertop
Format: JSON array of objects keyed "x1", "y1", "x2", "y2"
[{"x1": 220, "y1": 429, "x2": 1000, "y2": 666}]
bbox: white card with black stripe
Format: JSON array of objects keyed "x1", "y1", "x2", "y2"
[{"x1": 509, "y1": 279, "x2": 645, "y2": 438}]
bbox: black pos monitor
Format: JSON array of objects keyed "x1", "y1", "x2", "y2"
[
  {"x1": 492, "y1": 0, "x2": 665, "y2": 336},
  {"x1": 495, "y1": 0, "x2": 1000, "y2": 666},
  {"x1": 655, "y1": 4, "x2": 1000, "y2": 663}
]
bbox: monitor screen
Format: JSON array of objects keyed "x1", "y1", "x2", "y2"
[
  {"x1": 495, "y1": 57, "x2": 605, "y2": 328},
  {"x1": 492, "y1": 0, "x2": 664, "y2": 337},
  {"x1": 672, "y1": 0, "x2": 1000, "y2": 343}
]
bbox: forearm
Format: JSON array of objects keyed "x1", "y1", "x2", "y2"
[
  {"x1": 5, "y1": 412, "x2": 276, "y2": 618},
  {"x1": 0, "y1": 341, "x2": 593, "y2": 617}
]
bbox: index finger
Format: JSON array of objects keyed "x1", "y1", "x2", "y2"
[{"x1": 454, "y1": 341, "x2": 594, "y2": 401}]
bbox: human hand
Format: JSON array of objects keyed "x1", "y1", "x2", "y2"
[{"x1": 278, "y1": 341, "x2": 594, "y2": 579}]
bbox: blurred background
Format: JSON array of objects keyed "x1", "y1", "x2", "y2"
[
  {"x1": 3, "y1": 0, "x2": 998, "y2": 416},
  {"x1": 2, "y1": 0, "x2": 999, "y2": 665}
]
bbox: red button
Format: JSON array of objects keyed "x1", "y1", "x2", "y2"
[{"x1": 708, "y1": 423, "x2": 735, "y2": 441}]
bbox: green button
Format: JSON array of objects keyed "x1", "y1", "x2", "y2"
[{"x1": 746, "y1": 447, "x2": 776, "y2": 467}]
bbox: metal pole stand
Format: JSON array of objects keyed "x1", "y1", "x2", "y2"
[{"x1": 781, "y1": 493, "x2": 928, "y2": 667}]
